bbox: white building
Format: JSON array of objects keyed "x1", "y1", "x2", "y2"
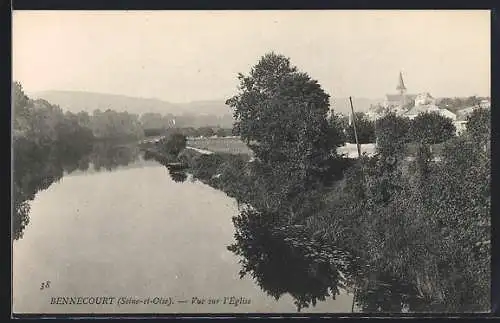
[
  {"x1": 454, "y1": 120, "x2": 468, "y2": 136},
  {"x1": 414, "y1": 92, "x2": 435, "y2": 106},
  {"x1": 480, "y1": 99, "x2": 491, "y2": 109}
]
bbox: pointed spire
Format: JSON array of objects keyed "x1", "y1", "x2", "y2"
[{"x1": 396, "y1": 71, "x2": 407, "y2": 93}]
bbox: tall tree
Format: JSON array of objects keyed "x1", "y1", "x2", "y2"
[
  {"x1": 226, "y1": 52, "x2": 343, "y2": 185},
  {"x1": 375, "y1": 113, "x2": 411, "y2": 156},
  {"x1": 466, "y1": 108, "x2": 490, "y2": 144},
  {"x1": 346, "y1": 112, "x2": 376, "y2": 144},
  {"x1": 409, "y1": 112, "x2": 456, "y2": 145}
]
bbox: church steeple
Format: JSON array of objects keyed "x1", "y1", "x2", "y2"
[{"x1": 396, "y1": 71, "x2": 407, "y2": 95}]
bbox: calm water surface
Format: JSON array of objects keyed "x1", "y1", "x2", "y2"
[{"x1": 13, "y1": 145, "x2": 353, "y2": 314}]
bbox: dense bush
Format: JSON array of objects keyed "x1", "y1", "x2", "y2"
[
  {"x1": 159, "y1": 132, "x2": 187, "y2": 156},
  {"x1": 409, "y1": 112, "x2": 456, "y2": 145},
  {"x1": 466, "y1": 108, "x2": 490, "y2": 144},
  {"x1": 328, "y1": 126, "x2": 490, "y2": 311},
  {"x1": 345, "y1": 112, "x2": 376, "y2": 144},
  {"x1": 375, "y1": 113, "x2": 411, "y2": 156}
]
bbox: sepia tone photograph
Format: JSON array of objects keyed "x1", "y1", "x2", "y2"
[{"x1": 12, "y1": 10, "x2": 491, "y2": 315}]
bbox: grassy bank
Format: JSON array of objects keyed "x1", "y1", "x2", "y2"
[
  {"x1": 187, "y1": 137, "x2": 254, "y2": 156},
  {"x1": 144, "y1": 134, "x2": 490, "y2": 312}
]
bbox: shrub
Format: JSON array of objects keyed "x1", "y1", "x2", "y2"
[{"x1": 160, "y1": 132, "x2": 187, "y2": 156}]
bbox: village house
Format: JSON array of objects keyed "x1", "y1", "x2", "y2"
[{"x1": 365, "y1": 73, "x2": 490, "y2": 136}]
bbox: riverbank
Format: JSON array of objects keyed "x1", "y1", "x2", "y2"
[{"x1": 142, "y1": 134, "x2": 490, "y2": 312}]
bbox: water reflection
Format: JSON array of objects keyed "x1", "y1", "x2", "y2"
[
  {"x1": 12, "y1": 141, "x2": 141, "y2": 240},
  {"x1": 226, "y1": 206, "x2": 441, "y2": 313},
  {"x1": 227, "y1": 207, "x2": 352, "y2": 312},
  {"x1": 168, "y1": 170, "x2": 188, "y2": 183}
]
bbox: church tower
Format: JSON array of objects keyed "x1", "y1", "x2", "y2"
[{"x1": 396, "y1": 71, "x2": 407, "y2": 106}]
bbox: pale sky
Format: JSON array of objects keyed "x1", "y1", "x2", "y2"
[{"x1": 13, "y1": 10, "x2": 491, "y2": 102}]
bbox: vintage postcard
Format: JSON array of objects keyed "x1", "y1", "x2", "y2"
[{"x1": 12, "y1": 10, "x2": 491, "y2": 315}]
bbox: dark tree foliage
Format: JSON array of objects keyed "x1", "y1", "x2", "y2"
[
  {"x1": 189, "y1": 154, "x2": 227, "y2": 182},
  {"x1": 226, "y1": 52, "x2": 344, "y2": 187},
  {"x1": 160, "y1": 132, "x2": 187, "y2": 156},
  {"x1": 409, "y1": 112, "x2": 456, "y2": 145},
  {"x1": 336, "y1": 125, "x2": 490, "y2": 311},
  {"x1": 227, "y1": 208, "x2": 346, "y2": 312},
  {"x1": 345, "y1": 113, "x2": 376, "y2": 144},
  {"x1": 197, "y1": 126, "x2": 215, "y2": 138},
  {"x1": 12, "y1": 140, "x2": 140, "y2": 240},
  {"x1": 215, "y1": 128, "x2": 233, "y2": 137},
  {"x1": 375, "y1": 113, "x2": 411, "y2": 156},
  {"x1": 11, "y1": 82, "x2": 150, "y2": 239},
  {"x1": 168, "y1": 170, "x2": 188, "y2": 183},
  {"x1": 437, "y1": 96, "x2": 484, "y2": 112},
  {"x1": 466, "y1": 108, "x2": 490, "y2": 144}
]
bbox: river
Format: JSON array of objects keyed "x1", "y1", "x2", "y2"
[{"x1": 12, "y1": 142, "x2": 353, "y2": 314}]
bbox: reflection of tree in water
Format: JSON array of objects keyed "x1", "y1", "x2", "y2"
[
  {"x1": 168, "y1": 170, "x2": 187, "y2": 183},
  {"x1": 12, "y1": 141, "x2": 139, "y2": 240},
  {"x1": 90, "y1": 142, "x2": 140, "y2": 171},
  {"x1": 226, "y1": 204, "x2": 436, "y2": 313},
  {"x1": 227, "y1": 207, "x2": 353, "y2": 312}
]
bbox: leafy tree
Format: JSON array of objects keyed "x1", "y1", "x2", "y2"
[
  {"x1": 464, "y1": 95, "x2": 482, "y2": 108},
  {"x1": 140, "y1": 112, "x2": 165, "y2": 130},
  {"x1": 409, "y1": 112, "x2": 456, "y2": 145},
  {"x1": 160, "y1": 132, "x2": 187, "y2": 156},
  {"x1": 198, "y1": 126, "x2": 215, "y2": 137},
  {"x1": 226, "y1": 52, "x2": 343, "y2": 185},
  {"x1": 437, "y1": 96, "x2": 482, "y2": 113},
  {"x1": 345, "y1": 112, "x2": 376, "y2": 144},
  {"x1": 328, "y1": 114, "x2": 347, "y2": 145},
  {"x1": 90, "y1": 109, "x2": 144, "y2": 139},
  {"x1": 466, "y1": 108, "x2": 490, "y2": 144},
  {"x1": 375, "y1": 113, "x2": 411, "y2": 156},
  {"x1": 215, "y1": 128, "x2": 232, "y2": 137}
]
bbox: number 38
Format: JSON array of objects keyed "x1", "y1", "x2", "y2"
[{"x1": 40, "y1": 281, "x2": 51, "y2": 290}]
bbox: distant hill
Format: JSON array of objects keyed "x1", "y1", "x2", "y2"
[
  {"x1": 30, "y1": 90, "x2": 233, "y2": 117},
  {"x1": 30, "y1": 90, "x2": 382, "y2": 127}
]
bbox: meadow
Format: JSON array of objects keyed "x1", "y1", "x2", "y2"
[{"x1": 187, "y1": 137, "x2": 254, "y2": 156}]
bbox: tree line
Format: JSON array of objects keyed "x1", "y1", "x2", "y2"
[
  {"x1": 13, "y1": 82, "x2": 234, "y2": 143},
  {"x1": 144, "y1": 126, "x2": 233, "y2": 138},
  {"x1": 337, "y1": 111, "x2": 456, "y2": 146}
]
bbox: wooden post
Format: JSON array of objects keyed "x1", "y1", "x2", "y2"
[
  {"x1": 351, "y1": 288, "x2": 356, "y2": 312},
  {"x1": 349, "y1": 97, "x2": 362, "y2": 159}
]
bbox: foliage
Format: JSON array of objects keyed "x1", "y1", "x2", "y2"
[
  {"x1": 345, "y1": 112, "x2": 376, "y2": 144},
  {"x1": 375, "y1": 113, "x2": 411, "y2": 156},
  {"x1": 189, "y1": 153, "x2": 228, "y2": 182},
  {"x1": 140, "y1": 112, "x2": 173, "y2": 131},
  {"x1": 437, "y1": 96, "x2": 484, "y2": 112},
  {"x1": 197, "y1": 126, "x2": 215, "y2": 138},
  {"x1": 328, "y1": 113, "x2": 347, "y2": 145},
  {"x1": 226, "y1": 52, "x2": 344, "y2": 187},
  {"x1": 90, "y1": 109, "x2": 144, "y2": 140},
  {"x1": 159, "y1": 132, "x2": 187, "y2": 156},
  {"x1": 168, "y1": 170, "x2": 188, "y2": 183},
  {"x1": 409, "y1": 112, "x2": 456, "y2": 145},
  {"x1": 12, "y1": 140, "x2": 141, "y2": 240},
  {"x1": 215, "y1": 128, "x2": 233, "y2": 137},
  {"x1": 465, "y1": 108, "x2": 490, "y2": 144},
  {"x1": 332, "y1": 126, "x2": 490, "y2": 311},
  {"x1": 227, "y1": 208, "x2": 346, "y2": 312}
]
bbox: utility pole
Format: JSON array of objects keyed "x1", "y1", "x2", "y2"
[{"x1": 349, "y1": 97, "x2": 362, "y2": 159}]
